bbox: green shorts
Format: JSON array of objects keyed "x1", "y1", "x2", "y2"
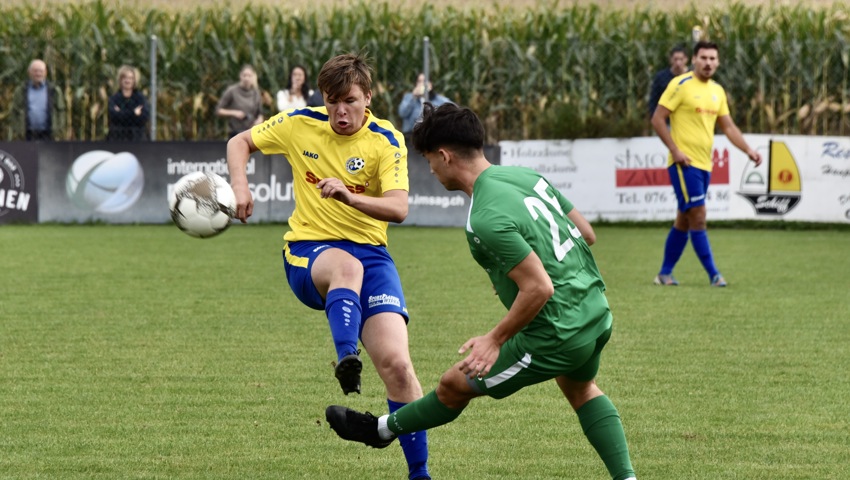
[{"x1": 469, "y1": 319, "x2": 613, "y2": 399}]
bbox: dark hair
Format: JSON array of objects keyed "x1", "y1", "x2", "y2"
[
  {"x1": 669, "y1": 45, "x2": 687, "y2": 57},
  {"x1": 317, "y1": 53, "x2": 372, "y2": 102},
  {"x1": 287, "y1": 65, "x2": 312, "y2": 100},
  {"x1": 411, "y1": 103, "x2": 484, "y2": 158},
  {"x1": 694, "y1": 41, "x2": 719, "y2": 56}
]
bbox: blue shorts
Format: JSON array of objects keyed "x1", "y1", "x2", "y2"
[
  {"x1": 282, "y1": 240, "x2": 409, "y2": 323},
  {"x1": 668, "y1": 164, "x2": 711, "y2": 212}
]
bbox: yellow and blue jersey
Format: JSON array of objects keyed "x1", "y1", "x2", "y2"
[
  {"x1": 251, "y1": 107, "x2": 408, "y2": 246},
  {"x1": 659, "y1": 73, "x2": 730, "y2": 172}
]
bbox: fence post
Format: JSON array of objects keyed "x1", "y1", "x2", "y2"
[
  {"x1": 422, "y1": 36, "x2": 430, "y2": 106},
  {"x1": 150, "y1": 34, "x2": 158, "y2": 141}
]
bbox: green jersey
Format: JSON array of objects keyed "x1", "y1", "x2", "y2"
[{"x1": 466, "y1": 166, "x2": 611, "y2": 352}]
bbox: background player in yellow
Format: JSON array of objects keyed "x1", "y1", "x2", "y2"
[
  {"x1": 650, "y1": 41, "x2": 762, "y2": 287},
  {"x1": 226, "y1": 53, "x2": 431, "y2": 480}
]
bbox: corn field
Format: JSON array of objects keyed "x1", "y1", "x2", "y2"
[{"x1": 1, "y1": 1, "x2": 849, "y2": 141}]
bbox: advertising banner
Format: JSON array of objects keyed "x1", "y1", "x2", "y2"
[
  {"x1": 404, "y1": 145, "x2": 500, "y2": 227},
  {"x1": 0, "y1": 143, "x2": 39, "y2": 224},
  {"x1": 19, "y1": 136, "x2": 846, "y2": 226},
  {"x1": 32, "y1": 141, "x2": 489, "y2": 227},
  {"x1": 501, "y1": 135, "x2": 850, "y2": 224}
]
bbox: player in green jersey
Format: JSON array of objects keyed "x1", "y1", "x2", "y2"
[{"x1": 326, "y1": 103, "x2": 636, "y2": 480}]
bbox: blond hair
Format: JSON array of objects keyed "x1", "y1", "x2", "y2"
[{"x1": 117, "y1": 65, "x2": 141, "y2": 88}]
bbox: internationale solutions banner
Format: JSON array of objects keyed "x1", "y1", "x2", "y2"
[{"x1": 6, "y1": 140, "x2": 485, "y2": 227}]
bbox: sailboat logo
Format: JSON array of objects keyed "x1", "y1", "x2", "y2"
[{"x1": 738, "y1": 140, "x2": 801, "y2": 215}]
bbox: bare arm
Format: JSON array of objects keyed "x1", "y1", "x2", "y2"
[
  {"x1": 717, "y1": 115, "x2": 762, "y2": 166},
  {"x1": 457, "y1": 251, "x2": 554, "y2": 379},
  {"x1": 226, "y1": 129, "x2": 258, "y2": 222},
  {"x1": 651, "y1": 105, "x2": 691, "y2": 167},
  {"x1": 567, "y1": 207, "x2": 596, "y2": 246},
  {"x1": 315, "y1": 179, "x2": 409, "y2": 223}
]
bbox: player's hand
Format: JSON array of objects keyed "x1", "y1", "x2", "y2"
[
  {"x1": 316, "y1": 177, "x2": 353, "y2": 205},
  {"x1": 672, "y1": 149, "x2": 691, "y2": 167},
  {"x1": 748, "y1": 149, "x2": 763, "y2": 167},
  {"x1": 231, "y1": 183, "x2": 254, "y2": 223},
  {"x1": 457, "y1": 334, "x2": 501, "y2": 380}
]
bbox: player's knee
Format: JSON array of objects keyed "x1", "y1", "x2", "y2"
[
  {"x1": 435, "y1": 370, "x2": 473, "y2": 409},
  {"x1": 377, "y1": 356, "x2": 417, "y2": 389},
  {"x1": 334, "y1": 256, "x2": 364, "y2": 282}
]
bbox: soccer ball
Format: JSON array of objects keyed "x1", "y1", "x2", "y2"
[{"x1": 169, "y1": 172, "x2": 236, "y2": 238}]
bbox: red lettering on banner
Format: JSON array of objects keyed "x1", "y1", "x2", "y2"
[{"x1": 615, "y1": 168, "x2": 669, "y2": 187}]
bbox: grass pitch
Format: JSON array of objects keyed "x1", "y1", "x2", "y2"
[{"x1": 1, "y1": 224, "x2": 848, "y2": 479}]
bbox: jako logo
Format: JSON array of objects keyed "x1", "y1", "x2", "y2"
[
  {"x1": 66, "y1": 150, "x2": 145, "y2": 213},
  {"x1": 303, "y1": 150, "x2": 319, "y2": 159}
]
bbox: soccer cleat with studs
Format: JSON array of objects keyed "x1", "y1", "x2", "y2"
[
  {"x1": 325, "y1": 405, "x2": 395, "y2": 449},
  {"x1": 334, "y1": 352, "x2": 362, "y2": 395}
]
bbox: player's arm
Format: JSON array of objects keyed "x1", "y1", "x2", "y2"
[
  {"x1": 226, "y1": 129, "x2": 259, "y2": 222},
  {"x1": 567, "y1": 208, "x2": 596, "y2": 246},
  {"x1": 315, "y1": 180, "x2": 409, "y2": 223},
  {"x1": 717, "y1": 115, "x2": 762, "y2": 167},
  {"x1": 457, "y1": 251, "x2": 553, "y2": 378},
  {"x1": 651, "y1": 105, "x2": 690, "y2": 167}
]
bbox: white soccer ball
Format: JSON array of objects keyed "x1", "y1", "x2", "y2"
[{"x1": 168, "y1": 172, "x2": 236, "y2": 239}]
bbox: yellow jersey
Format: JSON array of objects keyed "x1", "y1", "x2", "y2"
[
  {"x1": 659, "y1": 73, "x2": 730, "y2": 172},
  {"x1": 251, "y1": 107, "x2": 408, "y2": 246}
]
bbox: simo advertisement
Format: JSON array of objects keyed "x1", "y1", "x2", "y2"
[{"x1": 501, "y1": 135, "x2": 849, "y2": 223}]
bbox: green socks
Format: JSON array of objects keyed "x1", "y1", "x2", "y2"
[
  {"x1": 576, "y1": 395, "x2": 636, "y2": 480},
  {"x1": 387, "y1": 390, "x2": 464, "y2": 435}
]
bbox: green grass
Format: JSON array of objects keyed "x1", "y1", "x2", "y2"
[{"x1": 1, "y1": 224, "x2": 848, "y2": 479}]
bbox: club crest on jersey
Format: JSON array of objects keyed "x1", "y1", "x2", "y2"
[{"x1": 346, "y1": 157, "x2": 366, "y2": 174}]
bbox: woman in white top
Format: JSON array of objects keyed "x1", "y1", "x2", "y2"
[{"x1": 276, "y1": 65, "x2": 313, "y2": 112}]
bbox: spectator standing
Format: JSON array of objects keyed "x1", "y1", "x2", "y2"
[
  {"x1": 648, "y1": 45, "x2": 689, "y2": 120},
  {"x1": 106, "y1": 65, "x2": 149, "y2": 141},
  {"x1": 11, "y1": 59, "x2": 65, "y2": 140},
  {"x1": 397, "y1": 73, "x2": 452, "y2": 134},
  {"x1": 651, "y1": 41, "x2": 762, "y2": 287},
  {"x1": 276, "y1": 65, "x2": 313, "y2": 112},
  {"x1": 216, "y1": 65, "x2": 264, "y2": 139}
]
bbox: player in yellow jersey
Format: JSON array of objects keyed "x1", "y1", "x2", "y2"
[
  {"x1": 226, "y1": 53, "x2": 430, "y2": 480},
  {"x1": 651, "y1": 41, "x2": 762, "y2": 287}
]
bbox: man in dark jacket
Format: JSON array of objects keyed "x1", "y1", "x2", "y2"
[{"x1": 10, "y1": 59, "x2": 65, "y2": 141}]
